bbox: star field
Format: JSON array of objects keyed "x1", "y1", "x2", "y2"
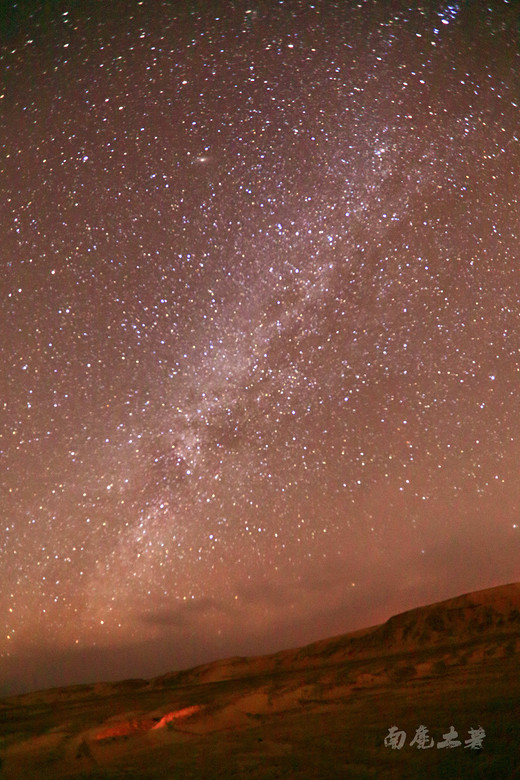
[{"x1": 1, "y1": 0, "x2": 520, "y2": 695}]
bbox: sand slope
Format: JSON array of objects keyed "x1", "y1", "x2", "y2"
[{"x1": 2, "y1": 582, "x2": 520, "y2": 778}]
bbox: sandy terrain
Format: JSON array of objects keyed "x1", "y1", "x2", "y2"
[{"x1": 1, "y1": 582, "x2": 520, "y2": 778}]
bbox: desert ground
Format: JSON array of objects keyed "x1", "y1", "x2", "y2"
[{"x1": 2, "y1": 582, "x2": 520, "y2": 779}]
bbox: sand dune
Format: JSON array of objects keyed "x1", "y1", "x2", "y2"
[{"x1": 1, "y1": 582, "x2": 520, "y2": 778}]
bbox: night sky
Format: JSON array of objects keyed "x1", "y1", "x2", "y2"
[{"x1": 1, "y1": 0, "x2": 520, "y2": 696}]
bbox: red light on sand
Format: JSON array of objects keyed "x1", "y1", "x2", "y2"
[
  {"x1": 152, "y1": 705, "x2": 202, "y2": 729},
  {"x1": 94, "y1": 718, "x2": 156, "y2": 740},
  {"x1": 94, "y1": 705, "x2": 202, "y2": 740}
]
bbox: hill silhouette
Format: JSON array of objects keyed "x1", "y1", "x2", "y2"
[{"x1": 1, "y1": 582, "x2": 520, "y2": 778}]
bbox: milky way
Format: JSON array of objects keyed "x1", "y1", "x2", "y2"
[{"x1": 1, "y1": 0, "x2": 520, "y2": 695}]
